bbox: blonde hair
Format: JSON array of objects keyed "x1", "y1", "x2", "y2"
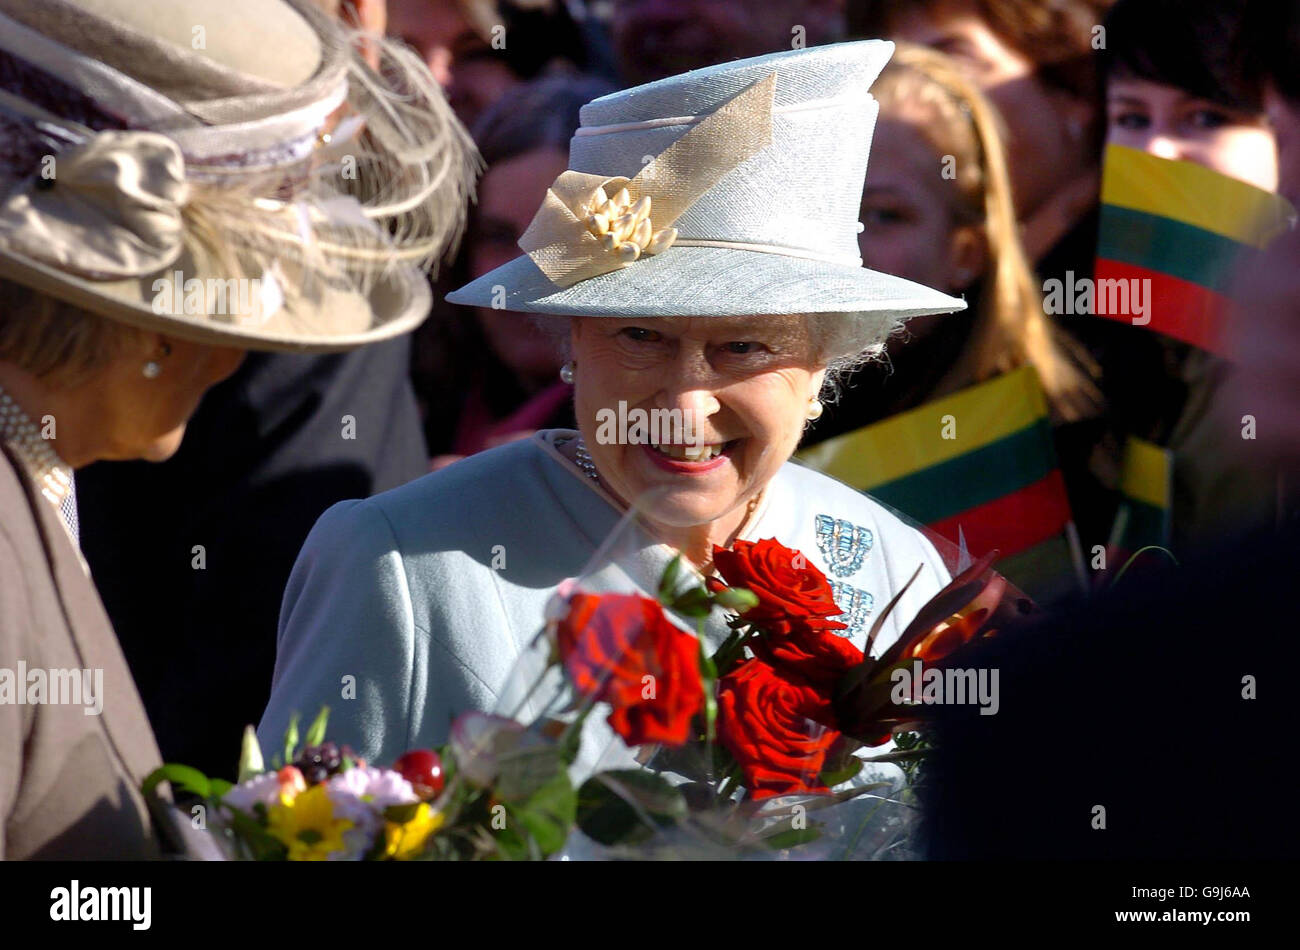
[
  {"x1": 872, "y1": 43, "x2": 1100, "y2": 421},
  {"x1": 0, "y1": 279, "x2": 144, "y2": 387}
]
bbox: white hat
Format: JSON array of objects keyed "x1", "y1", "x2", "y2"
[
  {"x1": 0, "y1": 0, "x2": 478, "y2": 352},
  {"x1": 446, "y1": 40, "x2": 964, "y2": 326}
]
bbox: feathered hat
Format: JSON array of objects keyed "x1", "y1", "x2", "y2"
[{"x1": 0, "y1": 0, "x2": 478, "y2": 351}]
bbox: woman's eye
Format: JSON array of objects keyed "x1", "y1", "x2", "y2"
[
  {"x1": 1113, "y1": 111, "x2": 1150, "y2": 131},
  {"x1": 620, "y1": 327, "x2": 661, "y2": 342},
  {"x1": 863, "y1": 206, "x2": 908, "y2": 226},
  {"x1": 1188, "y1": 108, "x2": 1232, "y2": 130}
]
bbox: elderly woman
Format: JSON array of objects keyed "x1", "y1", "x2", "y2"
[
  {"x1": 260, "y1": 41, "x2": 966, "y2": 775},
  {"x1": 0, "y1": 0, "x2": 473, "y2": 859}
]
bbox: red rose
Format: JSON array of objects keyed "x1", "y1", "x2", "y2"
[
  {"x1": 716, "y1": 659, "x2": 840, "y2": 800},
  {"x1": 713, "y1": 539, "x2": 847, "y2": 637},
  {"x1": 556, "y1": 592, "x2": 705, "y2": 747},
  {"x1": 713, "y1": 539, "x2": 860, "y2": 689}
]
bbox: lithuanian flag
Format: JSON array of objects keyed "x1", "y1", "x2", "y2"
[
  {"x1": 1094, "y1": 144, "x2": 1293, "y2": 354},
  {"x1": 1106, "y1": 435, "x2": 1173, "y2": 566},
  {"x1": 797, "y1": 366, "x2": 1084, "y2": 601}
]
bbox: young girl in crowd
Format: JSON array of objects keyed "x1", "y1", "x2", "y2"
[
  {"x1": 1099, "y1": 0, "x2": 1285, "y2": 553},
  {"x1": 802, "y1": 43, "x2": 1104, "y2": 597}
]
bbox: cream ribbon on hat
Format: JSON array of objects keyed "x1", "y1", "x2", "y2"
[
  {"x1": 0, "y1": 130, "x2": 190, "y2": 280},
  {"x1": 518, "y1": 72, "x2": 777, "y2": 289}
]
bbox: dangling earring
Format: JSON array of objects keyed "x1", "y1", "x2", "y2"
[
  {"x1": 559, "y1": 360, "x2": 576, "y2": 385},
  {"x1": 807, "y1": 398, "x2": 823, "y2": 420},
  {"x1": 142, "y1": 341, "x2": 172, "y2": 379}
]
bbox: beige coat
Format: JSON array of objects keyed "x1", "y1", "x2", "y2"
[{"x1": 0, "y1": 443, "x2": 172, "y2": 859}]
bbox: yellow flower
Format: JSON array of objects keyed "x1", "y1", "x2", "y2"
[
  {"x1": 383, "y1": 803, "x2": 445, "y2": 860},
  {"x1": 267, "y1": 784, "x2": 354, "y2": 861}
]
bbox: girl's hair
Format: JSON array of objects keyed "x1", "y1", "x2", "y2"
[
  {"x1": 1102, "y1": 0, "x2": 1262, "y2": 112},
  {"x1": 871, "y1": 42, "x2": 1100, "y2": 421}
]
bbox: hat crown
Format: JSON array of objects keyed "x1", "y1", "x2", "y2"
[{"x1": 568, "y1": 41, "x2": 893, "y2": 265}]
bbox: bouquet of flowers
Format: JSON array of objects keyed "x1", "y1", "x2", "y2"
[{"x1": 145, "y1": 537, "x2": 1022, "y2": 860}]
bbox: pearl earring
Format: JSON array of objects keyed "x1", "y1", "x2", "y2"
[
  {"x1": 559, "y1": 360, "x2": 576, "y2": 385},
  {"x1": 807, "y1": 398, "x2": 823, "y2": 420},
  {"x1": 143, "y1": 341, "x2": 172, "y2": 379}
]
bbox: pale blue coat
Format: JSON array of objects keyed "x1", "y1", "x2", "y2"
[{"x1": 258, "y1": 430, "x2": 952, "y2": 778}]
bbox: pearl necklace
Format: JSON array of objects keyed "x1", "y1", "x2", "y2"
[
  {"x1": 0, "y1": 384, "x2": 73, "y2": 509},
  {"x1": 573, "y1": 437, "x2": 600, "y2": 482}
]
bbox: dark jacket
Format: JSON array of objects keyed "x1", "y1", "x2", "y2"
[{"x1": 75, "y1": 341, "x2": 428, "y2": 777}]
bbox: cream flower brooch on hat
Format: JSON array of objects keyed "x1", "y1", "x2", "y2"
[
  {"x1": 0, "y1": 0, "x2": 479, "y2": 352},
  {"x1": 446, "y1": 40, "x2": 965, "y2": 328}
]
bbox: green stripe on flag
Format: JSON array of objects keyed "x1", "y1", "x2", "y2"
[
  {"x1": 866, "y1": 418, "x2": 1057, "y2": 524},
  {"x1": 1097, "y1": 205, "x2": 1247, "y2": 294}
]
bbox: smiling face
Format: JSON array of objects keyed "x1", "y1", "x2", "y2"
[
  {"x1": 1107, "y1": 75, "x2": 1278, "y2": 191},
  {"x1": 569, "y1": 315, "x2": 827, "y2": 533}
]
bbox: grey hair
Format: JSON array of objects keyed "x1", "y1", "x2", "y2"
[
  {"x1": 807, "y1": 313, "x2": 899, "y2": 404},
  {"x1": 529, "y1": 311, "x2": 901, "y2": 401}
]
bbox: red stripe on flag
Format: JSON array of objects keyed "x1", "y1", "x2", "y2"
[
  {"x1": 928, "y1": 469, "x2": 1072, "y2": 559},
  {"x1": 1094, "y1": 258, "x2": 1231, "y2": 353}
]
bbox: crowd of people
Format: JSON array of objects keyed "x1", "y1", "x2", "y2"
[{"x1": 1, "y1": 0, "x2": 1296, "y2": 861}]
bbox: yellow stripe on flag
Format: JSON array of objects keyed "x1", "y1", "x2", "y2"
[
  {"x1": 1119, "y1": 435, "x2": 1171, "y2": 510},
  {"x1": 797, "y1": 365, "x2": 1048, "y2": 491},
  {"x1": 1101, "y1": 144, "x2": 1294, "y2": 249}
]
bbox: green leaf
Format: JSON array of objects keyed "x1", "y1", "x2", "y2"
[
  {"x1": 712, "y1": 586, "x2": 758, "y2": 613},
  {"x1": 303, "y1": 706, "x2": 330, "y2": 748},
  {"x1": 819, "y1": 757, "x2": 863, "y2": 787},
  {"x1": 236, "y1": 725, "x2": 264, "y2": 784},
  {"x1": 658, "y1": 554, "x2": 683, "y2": 604},
  {"x1": 218, "y1": 803, "x2": 288, "y2": 861},
  {"x1": 509, "y1": 770, "x2": 577, "y2": 857},
  {"x1": 697, "y1": 631, "x2": 718, "y2": 744},
  {"x1": 490, "y1": 823, "x2": 531, "y2": 861},
  {"x1": 763, "y1": 826, "x2": 823, "y2": 850},
  {"x1": 576, "y1": 769, "x2": 688, "y2": 846},
  {"x1": 670, "y1": 586, "x2": 714, "y2": 619},
  {"x1": 282, "y1": 712, "x2": 300, "y2": 767},
  {"x1": 142, "y1": 763, "x2": 212, "y2": 801},
  {"x1": 382, "y1": 801, "x2": 425, "y2": 824},
  {"x1": 494, "y1": 743, "x2": 565, "y2": 803},
  {"x1": 209, "y1": 778, "x2": 234, "y2": 799}
]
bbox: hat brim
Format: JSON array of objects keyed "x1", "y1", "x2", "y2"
[
  {"x1": 0, "y1": 245, "x2": 431, "y2": 353},
  {"x1": 445, "y1": 245, "x2": 966, "y2": 322}
]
